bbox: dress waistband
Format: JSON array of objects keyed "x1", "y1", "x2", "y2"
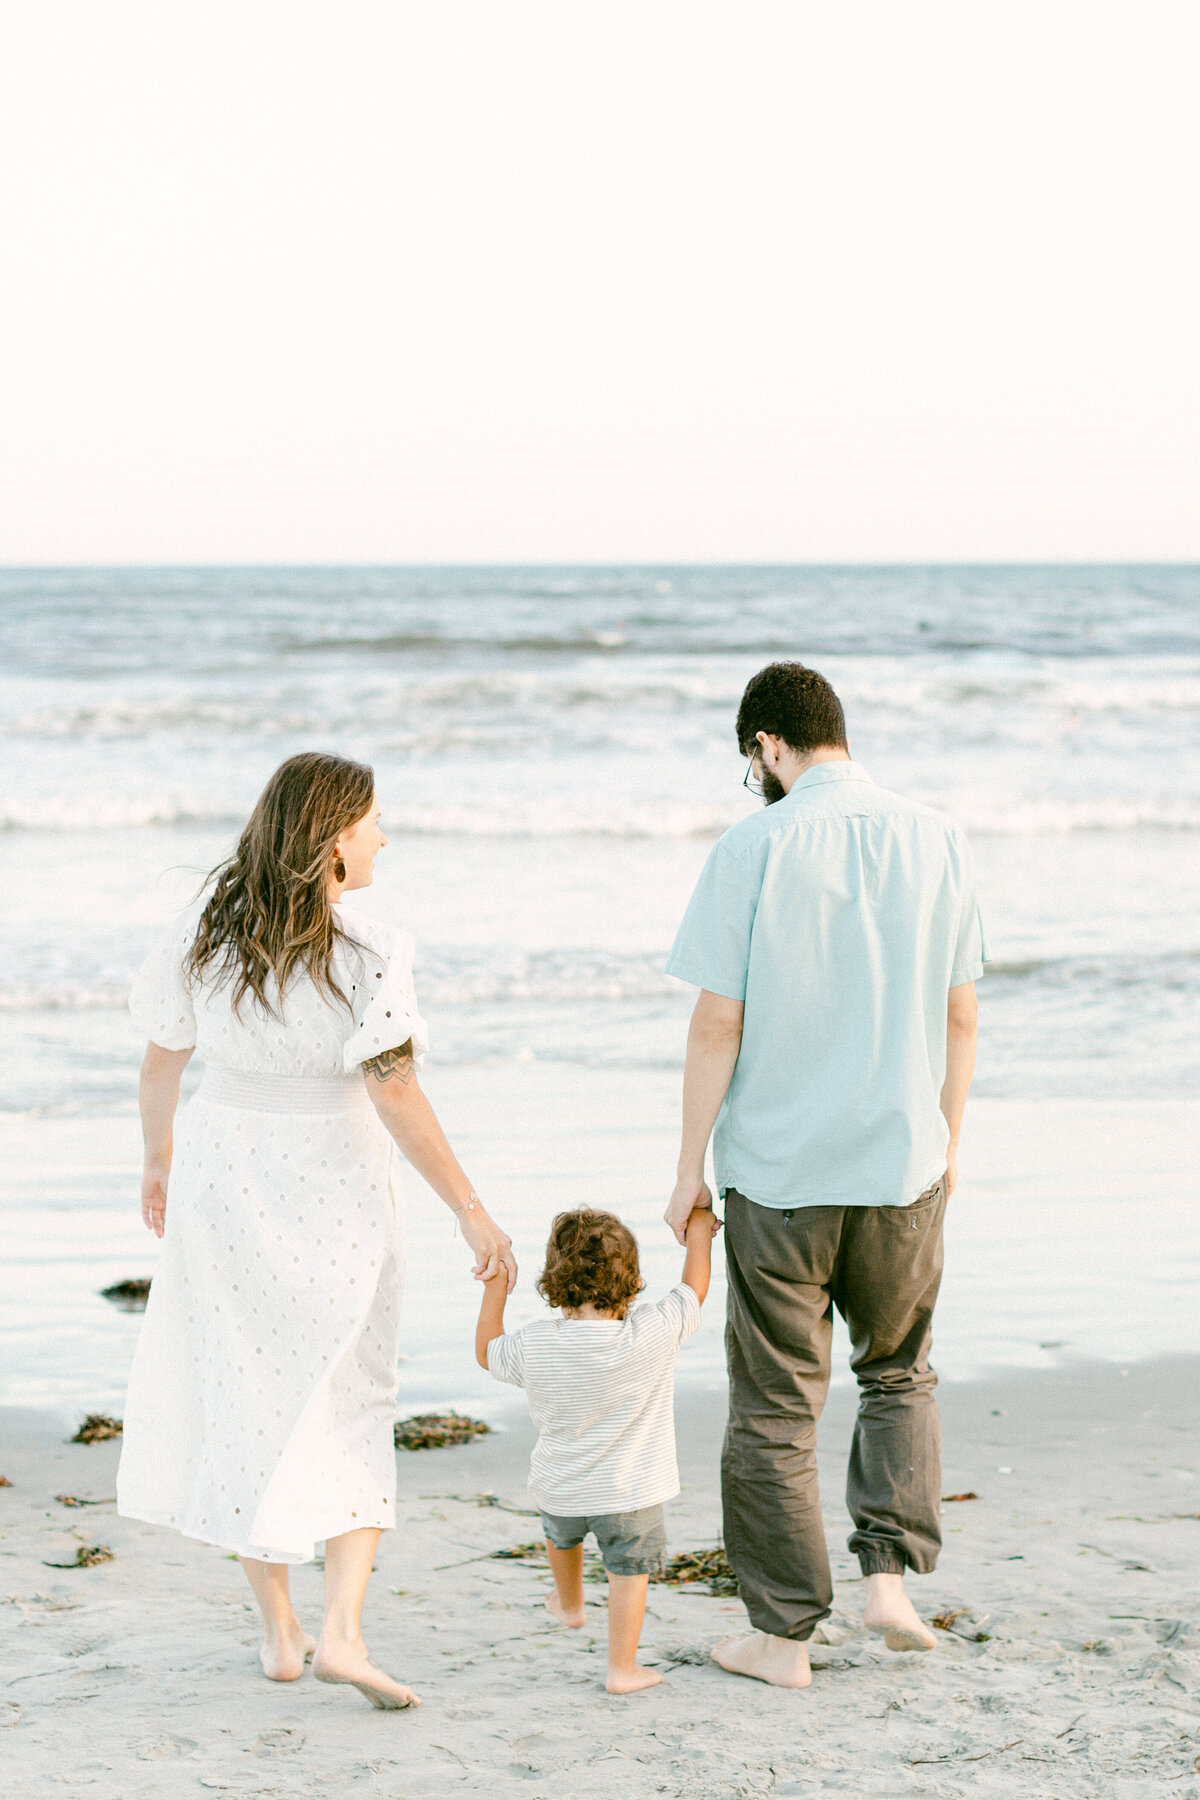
[{"x1": 197, "y1": 1067, "x2": 372, "y2": 1115}]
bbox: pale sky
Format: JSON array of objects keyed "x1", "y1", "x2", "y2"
[{"x1": 2, "y1": 2, "x2": 1198, "y2": 563}]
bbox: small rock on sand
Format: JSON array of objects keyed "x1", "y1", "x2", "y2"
[{"x1": 100, "y1": 1278, "x2": 151, "y2": 1311}]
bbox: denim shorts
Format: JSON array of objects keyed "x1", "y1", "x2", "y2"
[{"x1": 539, "y1": 1503, "x2": 667, "y2": 1576}]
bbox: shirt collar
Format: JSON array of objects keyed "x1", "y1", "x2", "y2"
[{"x1": 788, "y1": 759, "x2": 872, "y2": 793}]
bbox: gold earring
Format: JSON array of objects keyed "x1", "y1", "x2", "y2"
[{"x1": 333, "y1": 855, "x2": 346, "y2": 882}]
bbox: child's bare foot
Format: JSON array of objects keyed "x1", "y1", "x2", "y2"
[
  {"x1": 546, "y1": 1592, "x2": 587, "y2": 1629},
  {"x1": 711, "y1": 1630, "x2": 812, "y2": 1688},
  {"x1": 313, "y1": 1633, "x2": 420, "y2": 1709},
  {"x1": 606, "y1": 1663, "x2": 664, "y2": 1694},
  {"x1": 862, "y1": 1572, "x2": 937, "y2": 1651},
  {"x1": 259, "y1": 1620, "x2": 317, "y2": 1682}
]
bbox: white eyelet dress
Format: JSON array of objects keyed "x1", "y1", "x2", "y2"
[{"x1": 115, "y1": 901, "x2": 427, "y2": 1564}]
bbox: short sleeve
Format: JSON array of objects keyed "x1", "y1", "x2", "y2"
[
  {"x1": 129, "y1": 916, "x2": 198, "y2": 1051},
  {"x1": 949, "y1": 836, "x2": 987, "y2": 988},
  {"x1": 664, "y1": 838, "x2": 761, "y2": 1002},
  {"x1": 341, "y1": 914, "x2": 430, "y2": 1073},
  {"x1": 486, "y1": 1331, "x2": 527, "y2": 1388},
  {"x1": 653, "y1": 1282, "x2": 703, "y2": 1349}
]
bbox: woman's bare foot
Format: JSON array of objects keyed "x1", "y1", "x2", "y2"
[
  {"x1": 259, "y1": 1620, "x2": 317, "y2": 1682},
  {"x1": 711, "y1": 1631, "x2": 812, "y2": 1689},
  {"x1": 606, "y1": 1663, "x2": 664, "y2": 1694},
  {"x1": 546, "y1": 1592, "x2": 587, "y2": 1629},
  {"x1": 862, "y1": 1572, "x2": 937, "y2": 1651},
  {"x1": 313, "y1": 1634, "x2": 420, "y2": 1709}
]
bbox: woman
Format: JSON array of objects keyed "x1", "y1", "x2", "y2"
[{"x1": 116, "y1": 751, "x2": 515, "y2": 1709}]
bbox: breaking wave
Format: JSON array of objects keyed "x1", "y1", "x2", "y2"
[{"x1": 4, "y1": 791, "x2": 1200, "y2": 837}]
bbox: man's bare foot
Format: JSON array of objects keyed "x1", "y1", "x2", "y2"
[
  {"x1": 711, "y1": 1631, "x2": 812, "y2": 1689},
  {"x1": 546, "y1": 1592, "x2": 587, "y2": 1629},
  {"x1": 862, "y1": 1572, "x2": 937, "y2": 1652},
  {"x1": 259, "y1": 1620, "x2": 317, "y2": 1682},
  {"x1": 606, "y1": 1664, "x2": 664, "y2": 1694},
  {"x1": 313, "y1": 1634, "x2": 420, "y2": 1709}
]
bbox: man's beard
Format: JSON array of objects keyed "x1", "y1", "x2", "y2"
[{"x1": 761, "y1": 770, "x2": 787, "y2": 805}]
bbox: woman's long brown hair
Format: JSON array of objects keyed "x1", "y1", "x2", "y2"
[{"x1": 185, "y1": 752, "x2": 375, "y2": 1016}]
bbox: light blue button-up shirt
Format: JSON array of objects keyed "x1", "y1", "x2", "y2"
[{"x1": 666, "y1": 761, "x2": 985, "y2": 1209}]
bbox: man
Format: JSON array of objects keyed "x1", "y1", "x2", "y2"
[{"x1": 664, "y1": 662, "x2": 983, "y2": 1689}]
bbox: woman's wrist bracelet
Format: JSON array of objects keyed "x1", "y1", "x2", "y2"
[{"x1": 452, "y1": 1191, "x2": 481, "y2": 1216}]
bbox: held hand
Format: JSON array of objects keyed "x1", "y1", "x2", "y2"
[
  {"x1": 141, "y1": 1165, "x2": 169, "y2": 1238},
  {"x1": 664, "y1": 1174, "x2": 713, "y2": 1245},
  {"x1": 461, "y1": 1207, "x2": 518, "y2": 1293}
]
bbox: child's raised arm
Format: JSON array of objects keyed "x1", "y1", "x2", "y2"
[
  {"x1": 475, "y1": 1267, "x2": 509, "y2": 1368},
  {"x1": 681, "y1": 1203, "x2": 718, "y2": 1306}
]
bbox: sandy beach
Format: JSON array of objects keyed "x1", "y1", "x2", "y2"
[{"x1": 4, "y1": 1355, "x2": 1199, "y2": 1799}]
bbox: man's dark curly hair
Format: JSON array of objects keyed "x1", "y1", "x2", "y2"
[
  {"x1": 537, "y1": 1209, "x2": 644, "y2": 1317},
  {"x1": 735, "y1": 662, "x2": 848, "y2": 757}
]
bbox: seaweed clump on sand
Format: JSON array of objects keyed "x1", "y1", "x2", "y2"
[
  {"x1": 0, "y1": 1475, "x2": 12, "y2": 1488},
  {"x1": 71, "y1": 1415, "x2": 123, "y2": 1444},
  {"x1": 394, "y1": 1412, "x2": 491, "y2": 1451},
  {"x1": 484, "y1": 1541, "x2": 739, "y2": 1594},
  {"x1": 43, "y1": 1544, "x2": 115, "y2": 1568},
  {"x1": 100, "y1": 1278, "x2": 151, "y2": 1311},
  {"x1": 489, "y1": 1541, "x2": 607, "y2": 1581},
  {"x1": 931, "y1": 1607, "x2": 992, "y2": 1641},
  {"x1": 653, "y1": 1548, "x2": 739, "y2": 1596}
]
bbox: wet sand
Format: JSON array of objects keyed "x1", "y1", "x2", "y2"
[
  {"x1": 3, "y1": 1355, "x2": 1199, "y2": 1798},
  {"x1": 5, "y1": 1089, "x2": 1200, "y2": 1414}
]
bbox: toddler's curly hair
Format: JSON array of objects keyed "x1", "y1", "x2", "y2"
[{"x1": 537, "y1": 1209, "x2": 644, "y2": 1317}]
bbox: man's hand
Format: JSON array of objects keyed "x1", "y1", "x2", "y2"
[
  {"x1": 664, "y1": 1174, "x2": 713, "y2": 1245},
  {"x1": 141, "y1": 1165, "x2": 169, "y2": 1238}
]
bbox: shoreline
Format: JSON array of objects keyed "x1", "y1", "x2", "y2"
[{"x1": 3, "y1": 1354, "x2": 1199, "y2": 1798}]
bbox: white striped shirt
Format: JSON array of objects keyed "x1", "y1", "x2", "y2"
[{"x1": 486, "y1": 1284, "x2": 702, "y2": 1515}]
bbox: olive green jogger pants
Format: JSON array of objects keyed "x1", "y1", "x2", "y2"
[{"x1": 721, "y1": 1176, "x2": 948, "y2": 1642}]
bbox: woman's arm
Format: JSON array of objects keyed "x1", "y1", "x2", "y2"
[
  {"x1": 139, "y1": 1042, "x2": 194, "y2": 1237},
  {"x1": 364, "y1": 1044, "x2": 518, "y2": 1291}
]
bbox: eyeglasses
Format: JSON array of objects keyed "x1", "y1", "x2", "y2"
[{"x1": 743, "y1": 757, "x2": 766, "y2": 798}]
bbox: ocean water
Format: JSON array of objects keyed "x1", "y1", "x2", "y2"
[{"x1": 1, "y1": 565, "x2": 1198, "y2": 1412}]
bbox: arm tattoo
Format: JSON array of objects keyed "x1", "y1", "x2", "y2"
[{"x1": 363, "y1": 1040, "x2": 415, "y2": 1085}]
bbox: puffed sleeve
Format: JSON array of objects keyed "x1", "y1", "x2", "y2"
[
  {"x1": 341, "y1": 912, "x2": 430, "y2": 1073},
  {"x1": 129, "y1": 915, "x2": 198, "y2": 1051}
]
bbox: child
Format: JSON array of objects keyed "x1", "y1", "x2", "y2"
[{"x1": 476, "y1": 1203, "x2": 714, "y2": 1694}]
